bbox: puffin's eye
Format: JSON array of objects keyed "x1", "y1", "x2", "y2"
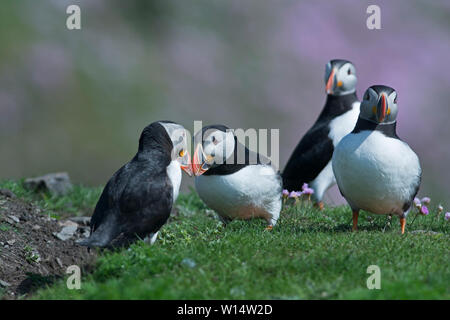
[
  {"x1": 347, "y1": 69, "x2": 351, "y2": 75},
  {"x1": 364, "y1": 92, "x2": 370, "y2": 100},
  {"x1": 179, "y1": 149, "x2": 185, "y2": 157},
  {"x1": 212, "y1": 136, "x2": 219, "y2": 145},
  {"x1": 393, "y1": 96, "x2": 397, "y2": 104}
]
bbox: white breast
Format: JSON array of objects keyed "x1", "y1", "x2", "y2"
[
  {"x1": 310, "y1": 101, "x2": 360, "y2": 200},
  {"x1": 195, "y1": 165, "x2": 282, "y2": 225},
  {"x1": 328, "y1": 101, "x2": 360, "y2": 146},
  {"x1": 332, "y1": 130, "x2": 421, "y2": 215},
  {"x1": 166, "y1": 160, "x2": 182, "y2": 203}
]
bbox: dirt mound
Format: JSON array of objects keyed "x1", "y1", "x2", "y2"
[{"x1": 0, "y1": 191, "x2": 96, "y2": 299}]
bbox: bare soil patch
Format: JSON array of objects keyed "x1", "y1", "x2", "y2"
[{"x1": 0, "y1": 191, "x2": 96, "y2": 299}]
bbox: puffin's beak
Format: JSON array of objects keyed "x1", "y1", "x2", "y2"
[
  {"x1": 325, "y1": 68, "x2": 336, "y2": 94},
  {"x1": 377, "y1": 94, "x2": 387, "y2": 123},
  {"x1": 192, "y1": 144, "x2": 211, "y2": 176},
  {"x1": 180, "y1": 151, "x2": 193, "y2": 177}
]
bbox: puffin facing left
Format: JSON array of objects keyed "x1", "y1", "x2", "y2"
[{"x1": 78, "y1": 121, "x2": 193, "y2": 248}]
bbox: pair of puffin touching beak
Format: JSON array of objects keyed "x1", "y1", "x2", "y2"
[{"x1": 179, "y1": 144, "x2": 214, "y2": 177}]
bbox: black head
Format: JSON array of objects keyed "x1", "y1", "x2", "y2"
[
  {"x1": 138, "y1": 121, "x2": 193, "y2": 175},
  {"x1": 138, "y1": 122, "x2": 173, "y2": 154}
]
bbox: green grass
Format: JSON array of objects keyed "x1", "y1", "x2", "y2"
[
  {"x1": 0, "y1": 179, "x2": 102, "y2": 219},
  {"x1": 2, "y1": 180, "x2": 449, "y2": 299}
]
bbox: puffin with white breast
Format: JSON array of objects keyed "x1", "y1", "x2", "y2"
[
  {"x1": 282, "y1": 59, "x2": 360, "y2": 209},
  {"x1": 332, "y1": 85, "x2": 422, "y2": 234},
  {"x1": 78, "y1": 121, "x2": 193, "y2": 248},
  {"x1": 192, "y1": 125, "x2": 282, "y2": 230}
]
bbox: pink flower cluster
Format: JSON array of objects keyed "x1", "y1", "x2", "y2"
[
  {"x1": 413, "y1": 197, "x2": 430, "y2": 215},
  {"x1": 414, "y1": 197, "x2": 450, "y2": 221},
  {"x1": 282, "y1": 183, "x2": 314, "y2": 199}
]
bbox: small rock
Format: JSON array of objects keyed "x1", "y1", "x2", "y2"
[
  {"x1": 58, "y1": 220, "x2": 78, "y2": 228},
  {"x1": 6, "y1": 239, "x2": 16, "y2": 246},
  {"x1": 8, "y1": 215, "x2": 20, "y2": 223},
  {"x1": 56, "y1": 257, "x2": 63, "y2": 268},
  {"x1": 44, "y1": 215, "x2": 56, "y2": 222},
  {"x1": 0, "y1": 189, "x2": 16, "y2": 198},
  {"x1": 53, "y1": 225, "x2": 77, "y2": 241},
  {"x1": 24, "y1": 172, "x2": 73, "y2": 196},
  {"x1": 181, "y1": 258, "x2": 196, "y2": 268},
  {"x1": 3, "y1": 217, "x2": 15, "y2": 225},
  {"x1": 0, "y1": 279, "x2": 11, "y2": 287},
  {"x1": 69, "y1": 216, "x2": 91, "y2": 226},
  {"x1": 32, "y1": 225, "x2": 41, "y2": 231}
]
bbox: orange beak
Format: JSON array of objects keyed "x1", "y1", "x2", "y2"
[
  {"x1": 325, "y1": 68, "x2": 336, "y2": 94},
  {"x1": 192, "y1": 144, "x2": 210, "y2": 176},
  {"x1": 180, "y1": 151, "x2": 193, "y2": 177},
  {"x1": 377, "y1": 94, "x2": 387, "y2": 122}
]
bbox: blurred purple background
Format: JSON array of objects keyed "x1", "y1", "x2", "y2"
[{"x1": 0, "y1": 0, "x2": 449, "y2": 206}]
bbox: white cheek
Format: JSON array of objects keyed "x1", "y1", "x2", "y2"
[
  {"x1": 204, "y1": 142, "x2": 224, "y2": 164},
  {"x1": 203, "y1": 143, "x2": 214, "y2": 156},
  {"x1": 224, "y1": 135, "x2": 235, "y2": 160},
  {"x1": 213, "y1": 144, "x2": 225, "y2": 164},
  {"x1": 344, "y1": 75, "x2": 356, "y2": 89}
]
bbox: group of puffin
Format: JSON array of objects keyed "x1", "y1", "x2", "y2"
[{"x1": 79, "y1": 59, "x2": 422, "y2": 248}]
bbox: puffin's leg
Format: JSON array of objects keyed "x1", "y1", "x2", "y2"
[
  {"x1": 265, "y1": 201, "x2": 280, "y2": 231},
  {"x1": 352, "y1": 210, "x2": 359, "y2": 231},
  {"x1": 400, "y1": 214, "x2": 406, "y2": 235},
  {"x1": 143, "y1": 232, "x2": 159, "y2": 245},
  {"x1": 265, "y1": 218, "x2": 276, "y2": 231},
  {"x1": 314, "y1": 201, "x2": 325, "y2": 211},
  {"x1": 150, "y1": 232, "x2": 159, "y2": 245}
]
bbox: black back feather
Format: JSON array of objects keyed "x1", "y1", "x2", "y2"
[{"x1": 282, "y1": 92, "x2": 358, "y2": 190}]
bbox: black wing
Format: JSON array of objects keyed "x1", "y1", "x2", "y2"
[
  {"x1": 282, "y1": 122, "x2": 334, "y2": 191},
  {"x1": 81, "y1": 159, "x2": 172, "y2": 248},
  {"x1": 117, "y1": 161, "x2": 173, "y2": 241},
  {"x1": 403, "y1": 167, "x2": 422, "y2": 212}
]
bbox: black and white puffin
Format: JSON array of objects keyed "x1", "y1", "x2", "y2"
[
  {"x1": 282, "y1": 59, "x2": 360, "y2": 209},
  {"x1": 332, "y1": 85, "x2": 422, "y2": 234},
  {"x1": 192, "y1": 125, "x2": 282, "y2": 230},
  {"x1": 78, "y1": 121, "x2": 193, "y2": 248}
]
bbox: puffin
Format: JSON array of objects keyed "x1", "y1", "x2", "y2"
[
  {"x1": 282, "y1": 59, "x2": 360, "y2": 209},
  {"x1": 332, "y1": 85, "x2": 422, "y2": 234},
  {"x1": 192, "y1": 125, "x2": 282, "y2": 230},
  {"x1": 78, "y1": 121, "x2": 193, "y2": 248}
]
